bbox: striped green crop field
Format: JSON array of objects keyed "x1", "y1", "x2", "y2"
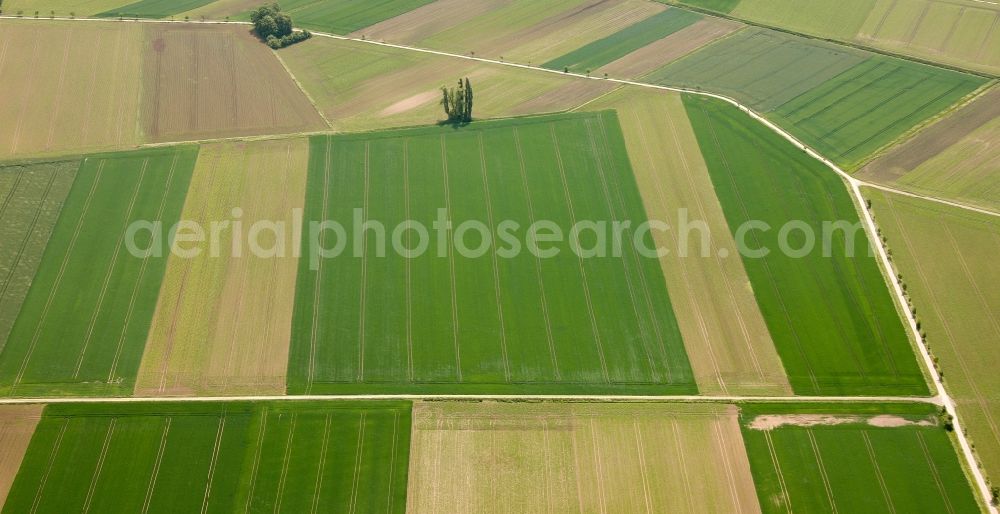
[
  {"x1": 221, "y1": 0, "x2": 436, "y2": 34},
  {"x1": 739, "y1": 403, "x2": 980, "y2": 513},
  {"x1": 96, "y1": 0, "x2": 215, "y2": 17},
  {"x1": 0, "y1": 147, "x2": 197, "y2": 397},
  {"x1": 288, "y1": 111, "x2": 695, "y2": 395},
  {"x1": 770, "y1": 55, "x2": 986, "y2": 170},
  {"x1": 543, "y1": 8, "x2": 703, "y2": 73},
  {"x1": 2, "y1": 401, "x2": 410, "y2": 513},
  {"x1": 684, "y1": 94, "x2": 928, "y2": 396},
  {"x1": 0, "y1": 161, "x2": 77, "y2": 354}
]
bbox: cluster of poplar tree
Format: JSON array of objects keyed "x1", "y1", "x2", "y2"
[{"x1": 440, "y1": 78, "x2": 473, "y2": 123}]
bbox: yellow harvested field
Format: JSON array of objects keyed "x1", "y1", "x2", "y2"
[
  {"x1": 600, "y1": 18, "x2": 743, "y2": 79},
  {"x1": 134, "y1": 138, "x2": 309, "y2": 396},
  {"x1": 407, "y1": 401, "x2": 761, "y2": 514},
  {"x1": 583, "y1": 88, "x2": 791, "y2": 396},
  {"x1": 348, "y1": 0, "x2": 502, "y2": 44},
  {"x1": 140, "y1": 24, "x2": 327, "y2": 143},
  {"x1": 0, "y1": 404, "x2": 43, "y2": 506},
  {"x1": 279, "y1": 37, "x2": 612, "y2": 131},
  {"x1": 0, "y1": 20, "x2": 143, "y2": 159}
]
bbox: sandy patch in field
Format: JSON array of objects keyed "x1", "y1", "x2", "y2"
[
  {"x1": 583, "y1": 87, "x2": 791, "y2": 396},
  {"x1": 134, "y1": 139, "x2": 308, "y2": 397},
  {"x1": 140, "y1": 24, "x2": 326, "y2": 142},
  {"x1": 0, "y1": 20, "x2": 143, "y2": 159},
  {"x1": 748, "y1": 413, "x2": 935, "y2": 430},
  {"x1": 408, "y1": 402, "x2": 761, "y2": 513},
  {"x1": 350, "y1": 0, "x2": 505, "y2": 44},
  {"x1": 0, "y1": 404, "x2": 43, "y2": 506},
  {"x1": 379, "y1": 90, "x2": 441, "y2": 116},
  {"x1": 599, "y1": 17, "x2": 743, "y2": 78}
]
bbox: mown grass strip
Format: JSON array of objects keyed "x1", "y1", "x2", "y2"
[
  {"x1": 543, "y1": 8, "x2": 703, "y2": 73},
  {"x1": 683, "y1": 94, "x2": 927, "y2": 396},
  {"x1": 0, "y1": 147, "x2": 197, "y2": 397}
]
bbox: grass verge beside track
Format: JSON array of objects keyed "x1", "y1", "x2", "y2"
[{"x1": 684, "y1": 94, "x2": 928, "y2": 396}]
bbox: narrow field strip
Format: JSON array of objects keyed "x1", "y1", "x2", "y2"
[
  {"x1": 3, "y1": 401, "x2": 411, "y2": 513},
  {"x1": 0, "y1": 147, "x2": 197, "y2": 397}
]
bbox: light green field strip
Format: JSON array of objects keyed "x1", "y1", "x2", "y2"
[
  {"x1": 95, "y1": 0, "x2": 216, "y2": 18},
  {"x1": 0, "y1": 404, "x2": 43, "y2": 508},
  {"x1": 866, "y1": 188, "x2": 1000, "y2": 492},
  {"x1": 740, "y1": 404, "x2": 981, "y2": 513},
  {"x1": 582, "y1": 87, "x2": 790, "y2": 396},
  {"x1": 0, "y1": 161, "x2": 77, "y2": 354},
  {"x1": 730, "y1": 0, "x2": 877, "y2": 40},
  {"x1": 0, "y1": 147, "x2": 197, "y2": 397},
  {"x1": 0, "y1": 20, "x2": 143, "y2": 160},
  {"x1": 685, "y1": 94, "x2": 928, "y2": 397},
  {"x1": 278, "y1": 36, "x2": 614, "y2": 132},
  {"x1": 408, "y1": 401, "x2": 761, "y2": 513},
  {"x1": 134, "y1": 139, "x2": 308, "y2": 397},
  {"x1": 859, "y1": 0, "x2": 1000, "y2": 76},
  {"x1": 288, "y1": 112, "x2": 694, "y2": 395},
  {"x1": 2, "y1": 401, "x2": 410, "y2": 513},
  {"x1": 0, "y1": 0, "x2": 127, "y2": 16},
  {"x1": 644, "y1": 27, "x2": 869, "y2": 112}
]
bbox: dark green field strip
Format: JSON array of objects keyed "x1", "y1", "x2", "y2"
[
  {"x1": 738, "y1": 402, "x2": 938, "y2": 419},
  {"x1": 770, "y1": 56, "x2": 987, "y2": 170},
  {"x1": 231, "y1": 0, "x2": 436, "y2": 35},
  {"x1": 740, "y1": 407, "x2": 980, "y2": 513},
  {"x1": 0, "y1": 147, "x2": 197, "y2": 397},
  {"x1": 655, "y1": 0, "x2": 740, "y2": 14},
  {"x1": 0, "y1": 161, "x2": 77, "y2": 353},
  {"x1": 683, "y1": 94, "x2": 927, "y2": 396},
  {"x1": 543, "y1": 8, "x2": 703, "y2": 73},
  {"x1": 644, "y1": 27, "x2": 867, "y2": 112},
  {"x1": 288, "y1": 111, "x2": 695, "y2": 395},
  {"x1": 3, "y1": 401, "x2": 410, "y2": 513},
  {"x1": 96, "y1": 0, "x2": 216, "y2": 18}
]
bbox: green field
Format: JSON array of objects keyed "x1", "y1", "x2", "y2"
[
  {"x1": 684, "y1": 95, "x2": 927, "y2": 396},
  {"x1": 644, "y1": 28, "x2": 868, "y2": 112},
  {"x1": 96, "y1": 0, "x2": 214, "y2": 17},
  {"x1": 866, "y1": 189, "x2": 1000, "y2": 492},
  {"x1": 730, "y1": 0, "x2": 877, "y2": 40},
  {"x1": 227, "y1": 0, "x2": 436, "y2": 34},
  {"x1": 0, "y1": 0, "x2": 129, "y2": 16},
  {"x1": 288, "y1": 111, "x2": 694, "y2": 395},
  {"x1": 542, "y1": 8, "x2": 703, "y2": 73},
  {"x1": 0, "y1": 147, "x2": 197, "y2": 397},
  {"x1": 0, "y1": 161, "x2": 77, "y2": 353},
  {"x1": 659, "y1": 0, "x2": 740, "y2": 13},
  {"x1": 770, "y1": 55, "x2": 986, "y2": 170},
  {"x1": 739, "y1": 403, "x2": 980, "y2": 513},
  {"x1": 3, "y1": 401, "x2": 410, "y2": 513}
]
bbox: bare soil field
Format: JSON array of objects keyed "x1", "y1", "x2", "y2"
[
  {"x1": 859, "y1": 85, "x2": 1000, "y2": 210},
  {"x1": 583, "y1": 88, "x2": 791, "y2": 396},
  {"x1": 134, "y1": 139, "x2": 309, "y2": 396},
  {"x1": 348, "y1": 0, "x2": 503, "y2": 44},
  {"x1": 0, "y1": 20, "x2": 143, "y2": 159},
  {"x1": 140, "y1": 24, "x2": 326, "y2": 143},
  {"x1": 407, "y1": 401, "x2": 761, "y2": 513},
  {"x1": 0, "y1": 404, "x2": 43, "y2": 507},
  {"x1": 280, "y1": 37, "x2": 612, "y2": 132},
  {"x1": 598, "y1": 17, "x2": 742, "y2": 79}
]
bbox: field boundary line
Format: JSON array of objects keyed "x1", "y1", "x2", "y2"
[
  {"x1": 306, "y1": 138, "x2": 333, "y2": 393},
  {"x1": 439, "y1": 135, "x2": 462, "y2": 382},
  {"x1": 385, "y1": 410, "x2": 400, "y2": 514},
  {"x1": 200, "y1": 416, "x2": 226, "y2": 514},
  {"x1": 0, "y1": 394, "x2": 941, "y2": 403},
  {"x1": 28, "y1": 419, "x2": 68, "y2": 514},
  {"x1": 272, "y1": 51, "x2": 332, "y2": 128},
  {"x1": 273, "y1": 412, "x2": 297, "y2": 513},
  {"x1": 632, "y1": 419, "x2": 653, "y2": 514},
  {"x1": 805, "y1": 430, "x2": 839, "y2": 514},
  {"x1": 348, "y1": 411, "x2": 367, "y2": 514},
  {"x1": 587, "y1": 418, "x2": 608, "y2": 514},
  {"x1": 243, "y1": 407, "x2": 269, "y2": 514},
  {"x1": 403, "y1": 141, "x2": 414, "y2": 383},
  {"x1": 762, "y1": 430, "x2": 792, "y2": 513},
  {"x1": 713, "y1": 421, "x2": 743, "y2": 513},
  {"x1": 357, "y1": 143, "x2": 370, "y2": 381},
  {"x1": 861, "y1": 431, "x2": 897, "y2": 514},
  {"x1": 669, "y1": 418, "x2": 696, "y2": 511},
  {"x1": 917, "y1": 431, "x2": 957, "y2": 514}
]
